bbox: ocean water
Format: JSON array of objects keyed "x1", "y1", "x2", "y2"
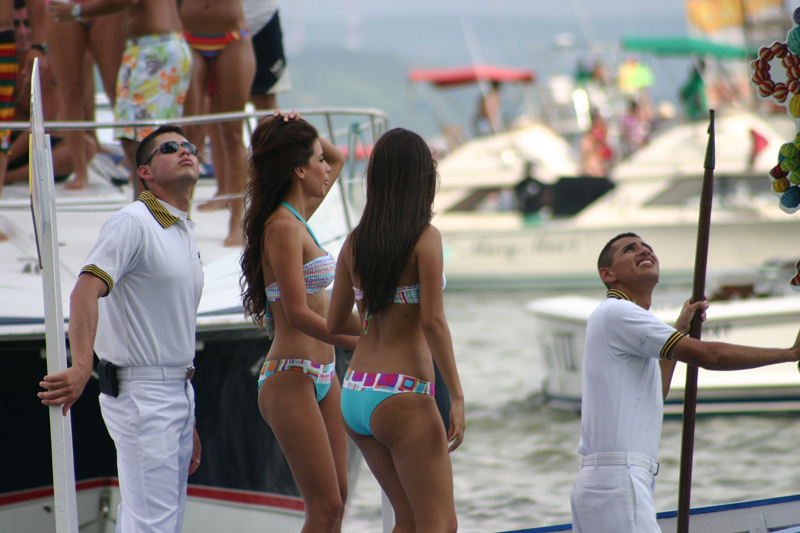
[{"x1": 343, "y1": 289, "x2": 800, "y2": 533}]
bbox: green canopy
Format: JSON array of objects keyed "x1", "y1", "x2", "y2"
[{"x1": 622, "y1": 36, "x2": 753, "y2": 59}]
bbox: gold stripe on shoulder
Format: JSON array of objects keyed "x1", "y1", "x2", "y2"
[
  {"x1": 138, "y1": 191, "x2": 179, "y2": 228},
  {"x1": 81, "y1": 265, "x2": 113, "y2": 296},
  {"x1": 660, "y1": 331, "x2": 685, "y2": 360},
  {"x1": 606, "y1": 289, "x2": 633, "y2": 302}
]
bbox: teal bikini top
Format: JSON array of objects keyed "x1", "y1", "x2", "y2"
[{"x1": 264, "y1": 202, "x2": 336, "y2": 338}]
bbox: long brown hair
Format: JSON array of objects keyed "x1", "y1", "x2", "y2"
[
  {"x1": 350, "y1": 128, "x2": 437, "y2": 316},
  {"x1": 240, "y1": 115, "x2": 318, "y2": 327}
]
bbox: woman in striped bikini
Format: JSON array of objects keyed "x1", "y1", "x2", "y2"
[
  {"x1": 240, "y1": 112, "x2": 358, "y2": 533},
  {"x1": 328, "y1": 128, "x2": 465, "y2": 532}
]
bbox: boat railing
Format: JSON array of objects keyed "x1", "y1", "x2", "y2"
[{"x1": 0, "y1": 107, "x2": 388, "y2": 219}]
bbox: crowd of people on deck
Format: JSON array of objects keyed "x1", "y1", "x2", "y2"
[
  {"x1": 0, "y1": 0, "x2": 290, "y2": 246},
  {"x1": 26, "y1": 4, "x2": 800, "y2": 533}
]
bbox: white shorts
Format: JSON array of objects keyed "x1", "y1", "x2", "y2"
[
  {"x1": 571, "y1": 463, "x2": 659, "y2": 533},
  {"x1": 100, "y1": 380, "x2": 195, "y2": 533}
]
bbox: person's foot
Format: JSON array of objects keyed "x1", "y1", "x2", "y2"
[
  {"x1": 224, "y1": 232, "x2": 244, "y2": 247},
  {"x1": 224, "y1": 218, "x2": 244, "y2": 247},
  {"x1": 64, "y1": 174, "x2": 89, "y2": 190},
  {"x1": 0, "y1": 230, "x2": 8, "y2": 243}
]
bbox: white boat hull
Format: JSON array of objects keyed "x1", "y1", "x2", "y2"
[
  {"x1": 495, "y1": 493, "x2": 800, "y2": 532},
  {"x1": 0, "y1": 480, "x2": 304, "y2": 533},
  {"x1": 441, "y1": 218, "x2": 800, "y2": 290},
  {"x1": 528, "y1": 294, "x2": 800, "y2": 415}
]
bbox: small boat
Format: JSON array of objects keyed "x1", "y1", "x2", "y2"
[
  {"x1": 435, "y1": 109, "x2": 800, "y2": 290},
  {"x1": 526, "y1": 287, "x2": 800, "y2": 416}
]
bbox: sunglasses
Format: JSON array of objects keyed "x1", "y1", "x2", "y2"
[
  {"x1": 142, "y1": 141, "x2": 197, "y2": 166},
  {"x1": 14, "y1": 19, "x2": 29, "y2": 29}
]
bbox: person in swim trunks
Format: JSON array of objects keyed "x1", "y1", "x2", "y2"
[
  {"x1": 49, "y1": 0, "x2": 192, "y2": 197},
  {"x1": 180, "y1": 0, "x2": 254, "y2": 248},
  {"x1": 327, "y1": 128, "x2": 465, "y2": 532},
  {"x1": 240, "y1": 112, "x2": 358, "y2": 533},
  {"x1": 242, "y1": 0, "x2": 290, "y2": 111}
]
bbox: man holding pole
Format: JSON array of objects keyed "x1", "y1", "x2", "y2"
[
  {"x1": 570, "y1": 232, "x2": 800, "y2": 533},
  {"x1": 38, "y1": 125, "x2": 203, "y2": 533}
]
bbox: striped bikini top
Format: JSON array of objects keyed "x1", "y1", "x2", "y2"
[
  {"x1": 264, "y1": 202, "x2": 335, "y2": 339},
  {"x1": 353, "y1": 275, "x2": 446, "y2": 334}
]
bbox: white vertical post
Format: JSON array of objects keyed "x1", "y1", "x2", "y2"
[
  {"x1": 30, "y1": 59, "x2": 79, "y2": 533},
  {"x1": 381, "y1": 489, "x2": 394, "y2": 533}
]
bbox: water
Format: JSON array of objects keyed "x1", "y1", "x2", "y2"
[{"x1": 343, "y1": 289, "x2": 800, "y2": 533}]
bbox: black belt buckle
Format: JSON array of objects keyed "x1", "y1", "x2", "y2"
[{"x1": 97, "y1": 360, "x2": 119, "y2": 397}]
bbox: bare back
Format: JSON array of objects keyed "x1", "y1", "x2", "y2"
[
  {"x1": 346, "y1": 226, "x2": 446, "y2": 382},
  {"x1": 179, "y1": 0, "x2": 247, "y2": 33}
]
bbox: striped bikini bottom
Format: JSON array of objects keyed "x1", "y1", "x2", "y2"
[
  {"x1": 340, "y1": 368, "x2": 435, "y2": 436},
  {"x1": 257, "y1": 358, "x2": 336, "y2": 402}
]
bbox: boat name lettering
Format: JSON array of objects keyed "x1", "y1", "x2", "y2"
[
  {"x1": 469, "y1": 236, "x2": 579, "y2": 259},
  {"x1": 701, "y1": 323, "x2": 731, "y2": 339}
]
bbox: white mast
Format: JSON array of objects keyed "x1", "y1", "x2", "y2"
[{"x1": 30, "y1": 58, "x2": 79, "y2": 533}]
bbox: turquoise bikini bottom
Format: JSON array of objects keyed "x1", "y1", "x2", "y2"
[{"x1": 340, "y1": 368, "x2": 435, "y2": 436}]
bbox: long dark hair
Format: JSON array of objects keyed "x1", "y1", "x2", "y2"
[
  {"x1": 240, "y1": 115, "x2": 318, "y2": 327},
  {"x1": 350, "y1": 128, "x2": 437, "y2": 317}
]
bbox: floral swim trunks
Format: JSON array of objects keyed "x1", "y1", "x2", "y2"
[{"x1": 114, "y1": 33, "x2": 192, "y2": 142}]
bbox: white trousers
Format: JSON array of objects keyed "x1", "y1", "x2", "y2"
[
  {"x1": 100, "y1": 380, "x2": 195, "y2": 533},
  {"x1": 570, "y1": 463, "x2": 659, "y2": 533}
]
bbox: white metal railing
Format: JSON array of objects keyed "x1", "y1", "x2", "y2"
[{"x1": 0, "y1": 108, "x2": 389, "y2": 228}]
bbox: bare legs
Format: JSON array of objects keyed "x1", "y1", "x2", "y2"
[
  {"x1": 47, "y1": 15, "x2": 122, "y2": 190},
  {"x1": 348, "y1": 394, "x2": 458, "y2": 533},
  {"x1": 250, "y1": 92, "x2": 277, "y2": 111},
  {"x1": 5, "y1": 134, "x2": 97, "y2": 185},
  {"x1": 183, "y1": 37, "x2": 255, "y2": 247},
  {"x1": 259, "y1": 372, "x2": 348, "y2": 533}
]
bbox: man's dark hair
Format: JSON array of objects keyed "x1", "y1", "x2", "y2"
[
  {"x1": 135, "y1": 125, "x2": 187, "y2": 190},
  {"x1": 135, "y1": 125, "x2": 187, "y2": 168},
  {"x1": 597, "y1": 232, "x2": 640, "y2": 288}
]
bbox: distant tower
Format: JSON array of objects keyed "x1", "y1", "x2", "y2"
[
  {"x1": 286, "y1": 0, "x2": 305, "y2": 55},
  {"x1": 345, "y1": 0, "x2": 362, "y2": 51}
]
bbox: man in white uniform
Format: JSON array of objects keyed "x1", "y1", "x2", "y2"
[
  {"x1": 39, "y1": 125, "x2": 204, "y2": 533},
  {"x1": 571, "y1": 232, "x2": 800, "y2": 533}
]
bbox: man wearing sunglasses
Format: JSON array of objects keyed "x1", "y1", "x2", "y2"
[{"x1": 39, "y1": 125, "x2": 204, "y2": 533}]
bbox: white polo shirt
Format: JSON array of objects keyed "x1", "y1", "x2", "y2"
[
  {"x1": 81, "y1": 192, "x2": 204, "y2": 368},
  {"x1": 577, "y1": 289, "x2": 684, "y2": 461}
]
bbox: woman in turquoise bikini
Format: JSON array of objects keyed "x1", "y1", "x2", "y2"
[
  {"x1": 240, "y1": 112, "x2": 358, "y2": 533},
  {"x1": 328, "y1": 128, "x2": 466, "y2": 532}
]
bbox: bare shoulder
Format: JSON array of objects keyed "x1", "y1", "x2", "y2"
[
  {"x1": 263, "y1": 212, "x2": 302, "y2": 247},
  {"x1": 416, "y1": 224, "x2": 443, "y2": 251}
]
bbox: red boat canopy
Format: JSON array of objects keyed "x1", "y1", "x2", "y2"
[{"x1": 408, "y1": 65, "x2": 535, "y2": 87}]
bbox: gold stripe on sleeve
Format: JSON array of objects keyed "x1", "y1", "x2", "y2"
[
  {"x1": 81, "y1": 265, "x2": 113, "y2": 296},
  {"x1": 660, "y1": 331, "x2": 685, "y2": 360}
]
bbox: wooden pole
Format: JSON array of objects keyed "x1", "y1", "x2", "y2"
[{"x1": 676, "y1": 109, "x2": 715, "y2": 533}]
